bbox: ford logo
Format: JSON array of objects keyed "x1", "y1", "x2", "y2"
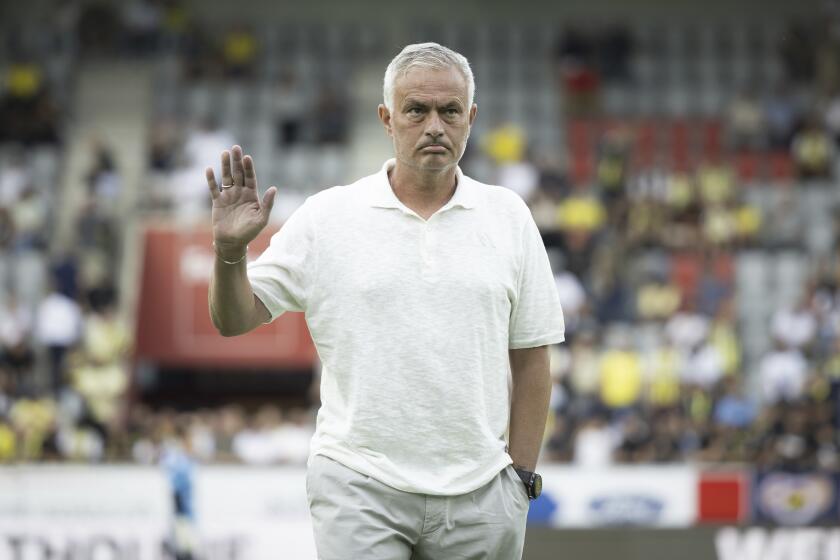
[{"x1": 589, "y1": 495, "x2": 664, "y2": 525}]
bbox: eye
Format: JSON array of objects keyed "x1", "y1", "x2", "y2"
[
  {"x1": 407, "y1": 107, "x2": 423, "y2": 115},
  {"x1": 446, "y1": 108, "x2": 460, "y2": 116}
]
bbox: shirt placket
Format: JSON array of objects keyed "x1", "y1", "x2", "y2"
[{"x1": 421, "y1": 221, "x2": 439, "y2": 282}]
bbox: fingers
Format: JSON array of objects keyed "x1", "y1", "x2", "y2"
[
  {"x1": 206, "y1": 167, "x2": 219, "y2": 200},
  {"x1": 243, "y1": 154, "x2": 257, "y2": 189},
  {"x1": 231, "y1": 145, "x2": 245, "y2": 186},
  {"x1": 261, "y1": 186, "x2": 277, "y2": 221},
  {"x1": 221, "y1": 150, "x2": 233, "y2": 186}
]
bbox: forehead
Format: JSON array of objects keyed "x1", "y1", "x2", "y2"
[{"x1": 394, "y1": 66, "x2": 469, "y2": 104}]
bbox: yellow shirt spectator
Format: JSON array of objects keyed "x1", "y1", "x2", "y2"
[
  {"x1": 710, "y1": 320, "x2": 741, "y2": 377},
  {"x1": 6, "y1": 64, "x2": 42, "y2": 98},
  {"x1": 72, "y1": 362, "x2": 128, "y2": 425},
  {"x1": 697, "y1": 163, "x2": 734, "y2": 205},
  {"x1": 9, "y1": 398, "x2": 56, "y2": 460},
  {"x1": 599, "y1": 349, "x2": 643, "y2": 409},
  {"x1": 557, "y1": 196, "x2": 606, "y2": 233},
  {"x1": 481, "y1": 124, "x2": 525, "y2": 164},
  {"x1": 703, "y1": 205, "x2": 737, "y2": 245},
  {"x1": 0, "y1": 422, "x2": 15, "y2": 462},
  {"x1": 637, "y1": 282, "x2": 681, "y2": 320},
  {"x1": 792, "y1": 130, "x2": 833, "y2": 174},
  {"x1": 735, "y1": 204, "x2": 761, "y2": 238},
  {"x1": 666, "y1": 173, "x2": 694, "y2": 210},
  {"x1": 223, "y1": 31, "x2": 257, "y2": 65},
  {"x1": 84, "y1": 312, "x2": 131, "y2": 365},
  {"x1": 646, "y1": 347, "x2": 682, "y2": 407}
]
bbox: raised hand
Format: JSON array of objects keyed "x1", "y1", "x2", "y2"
[{"x1": 206, "y1": 145, "x2": 277, "y2": 261}]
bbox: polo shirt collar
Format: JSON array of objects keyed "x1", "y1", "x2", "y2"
[{"x1": 368, "y1": 158, "x2": 477, "y2": 211}]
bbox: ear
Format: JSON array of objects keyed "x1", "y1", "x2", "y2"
[
  {"x1": 468, "y1": 103, "x2": 477, "y2": 126},
  {"x1": 378, "y1": 104, "x2": 393, "y2": 136}
]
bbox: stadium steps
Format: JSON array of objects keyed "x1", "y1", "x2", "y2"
[
  {"x1": 346, "y1": 60, "x2": 393, "y2": 184},
  {"x1": 51, "y1": 60, "x2": 155, "y2": 327}
]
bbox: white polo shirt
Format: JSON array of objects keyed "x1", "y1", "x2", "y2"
[{"x1": 247, "y1": 159, "x2": 565, "y2": 495}]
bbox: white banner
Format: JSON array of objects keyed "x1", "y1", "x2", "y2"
[
  {"x1": 534, "y1": 465, "x2": 698, "y2": 527},
  {"x1": 0, "y1": 465, "x2": 317, "y2": 560},
  {"x1": 0, "y1": 466, "x2": 171, "y2": 559},
  {"x1": 194, "y1": 467, "x2": 316, "y2": 559}
]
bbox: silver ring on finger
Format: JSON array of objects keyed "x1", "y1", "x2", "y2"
[{"x1": 220, "y1": 184, "x2": 235, "y2": 190}]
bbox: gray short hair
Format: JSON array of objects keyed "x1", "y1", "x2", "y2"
[{"x1": 383, "y1": 42, "x2": 475, "y2": 112}]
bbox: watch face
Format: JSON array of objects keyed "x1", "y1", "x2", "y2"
[{"x1": 533, "y1": 473, "x2": 542, "y2": 498}]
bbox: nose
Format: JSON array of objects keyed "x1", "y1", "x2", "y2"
[{"x1": 424, "y1": 111, "x2": 444, "y2": 139}]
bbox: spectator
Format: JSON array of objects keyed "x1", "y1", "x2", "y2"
[
  {"x1": 713, "y1": 378, "x2": 756, "y2": 429},
  {"x1": 616, "y1": 413, "x2": 653, "y2": 463},
  {"x1": 682, "y1": 338, "x2": 725, "y2": 390},
  {"x1": 35, "y1": 283, "x2": 83, "y2": 394},
  {"x1": 598, "y1": 327, "x2": 643, "y2": 414},
  {"x1": 9, "y1": 395, "x2": 58, "y2": 461},
  {"x1": 791, "y1": 117, "x2": 835, "y2": 179},
  {"x1": 121, "y1": 0, "x2": 162, "y2": 55},
  {"x1": 182, "y1": 117, "x2": 235, "y2": 172},
  {"x1": 771, "y1": 293, "x2": 817, "y2": 350},
  {"x1": 709, "y1": 300, "x2": 741, "y2": 377},
  {"x1": 759, "y1": 342, "x2": 809, "y2": 404},
  {"x1": 764, "y1": 84, "x2": 801, "y2": 149},
  {"x1": 273, "y1": 407, "x2": 313, "y2": 465},
  {"x1": 173, "y1": 117, "x2": 235, "y2": 221},
  {"x1": 765, "y1": 189, "x2": 803, "y2": 249},
  {"x1": 573, "y1": 415, "x2": 616, "y2": 467},
  {"x1": 0, "y1": 415, "x2": 14, "y2": 462},
  {"x1": 636, "y1": 272, "x2": 681, "y2": 322},
  {"x1": 644, "y1": 338, "x2": 682, "y2": 409},
  {"x1": 498, "y1": 155, "x2": 540, "y2": 202},
  {"x1": 86, "y1": 140, "x2": 122, "y2": 212},
  {"x1": 665, "y1": 299, "x2": 710, "y2": 351},
  {"x1": 10, "y1": 187, "x2": 47, "y2": 251},
  {"x1": 544, "y1": 415, "x2": 574, "y2": 462},
  {"x1": 221, "y1": 24, "x2": 258, "y2": 79},
  {"x1": 482, "y1": 124, "x2": 526, "y2": 165},
  {"x1": 555, "y1": 27, "x2": 600, "y2": 116},
  {"x1": 232, "y1": 405, "x2": 286, "y2": 465},
  {"x1": 727, "y1": 87, "x2": 766, "y2": 151},
  {"x1": 553, "y1": 268, "x2": 587, "y2": 335},
  {"x1": 596, "y1": 127, "x2": 630, "y2": 208},
  {"x1": 567, "y1": 330, "x2": 602, "y2": 415},
  {"x1": 556, "y1": 185, "x2": 607, "y2": 237},
  {"x1": 273, "y1": 70, "x2": 308, "y2": 147},
  {"x1": 187, "y1": 411, "x2": 217, "y2": 463},
  {"x1": 0, "y1": 295, "x2": 35, "y2": 389},
  {"x1": 0, "y1": 150, "x2": 30, "y2": 206}
]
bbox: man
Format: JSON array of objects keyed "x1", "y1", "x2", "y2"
[{"x1": 207, "y1": 43, "x2": 564, "y2": 559}]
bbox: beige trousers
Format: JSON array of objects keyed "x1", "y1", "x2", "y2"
[{"x1": 306, "y1": 454, "x2": 529, "y2": 560}]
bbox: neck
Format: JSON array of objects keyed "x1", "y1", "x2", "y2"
[{"x1": 389, "y1": 159, "x2": 458, "y2": 211}]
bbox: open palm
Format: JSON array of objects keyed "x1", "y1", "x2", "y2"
[{"x1": 206, "y1": 145, "x2": 277, "y2": 257}]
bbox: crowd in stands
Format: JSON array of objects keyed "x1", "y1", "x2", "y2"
[
  {"x1": 1, "y1": 6, "x2": 839, "y2": 471},
  {"x1": 474, "y1": 18, "x2": 840, "y2": 471}
]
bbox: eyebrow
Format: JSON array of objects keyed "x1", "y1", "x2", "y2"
[{"x1": 403, "y1": 99, "x2": 428, "y2": 109}]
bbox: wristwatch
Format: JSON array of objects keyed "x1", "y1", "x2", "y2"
[{"x1": 513, "y1": 467, "x2": 542, "y2": 500}]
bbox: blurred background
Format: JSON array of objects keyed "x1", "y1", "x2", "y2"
[{"x1": 1, "y1": 0, "x2": 839, "y2": 558}]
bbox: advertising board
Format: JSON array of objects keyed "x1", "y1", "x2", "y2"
[{"x1": 532, "y1": 465, "x2": 698, "y2": 527}]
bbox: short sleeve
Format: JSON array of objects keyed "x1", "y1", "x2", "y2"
[
  {"x1": 508, "y1": 208, "x2": 565, "y2": 349},
  {"x1": 247, "y1": 197, "x2": 317, "y2": 322}
]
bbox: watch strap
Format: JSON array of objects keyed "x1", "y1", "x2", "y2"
[{"x1": 513, "y1": 467, "x2": 537, "y2": 499}]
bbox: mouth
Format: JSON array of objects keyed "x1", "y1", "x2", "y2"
[{"x1": 421, "y1": 145, "x2": 448, "y2": 153}]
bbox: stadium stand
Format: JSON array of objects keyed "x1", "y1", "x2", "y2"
[{"x1": 0, "y1": 3, "x2": 837, "y2": 482}]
